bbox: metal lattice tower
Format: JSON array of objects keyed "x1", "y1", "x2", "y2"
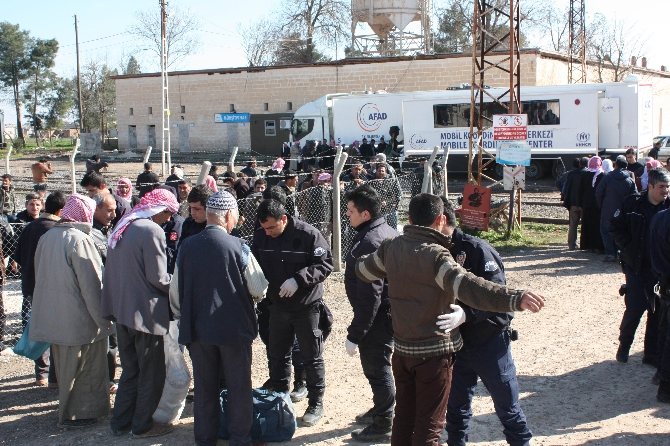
[
  {"x1": 160, "y1": 0, "x2": 171, "y2": 175},
  {"x1": 568, "y1": 0, "x2": 586, "y2": 83},
  {"x1": 467, "y1": 0, "x2": 521, "y2": 185}
]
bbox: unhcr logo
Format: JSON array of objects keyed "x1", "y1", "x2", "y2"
[{"x1": 576, "y1": 132, "x2": 592, "y2": 147}]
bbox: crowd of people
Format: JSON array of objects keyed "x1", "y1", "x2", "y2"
[{"x1": 557, "y1": 147, "x2": 670, "y2": 405}]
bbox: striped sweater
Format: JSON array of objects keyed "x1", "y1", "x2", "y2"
[{"x1": 356, "y1": 225, "x2": 526, "y2": 358}]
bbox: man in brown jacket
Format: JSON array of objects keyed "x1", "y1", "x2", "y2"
[
  {"x1": 356, "y1": 194, "x2": 545, "y2": 446},
  {"x1": 31, "y1": 158, "x2": 53, "y2": 193}
]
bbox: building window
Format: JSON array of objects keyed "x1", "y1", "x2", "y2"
[
  {"x1": 180, "y1": 105, "x2": 186, "y2": 113},
  {"x1": 265, "y1": 120, "x2": 276, "y2": 136},
  {"x1": 287, "y1": 102, "x2": 293, "y2": 111},
  {"x1": 229, "y1": 104, "x2": 235, "y2": 113},
  {"x1": 148, "y1": 107, "x2": 153, "y2": 115},
  {"x1": 263, "y1": 103, "x2": 269, "y2": 111},
  {"x1": 129, "y1": 108, "x2": 134, "y2": 115}
]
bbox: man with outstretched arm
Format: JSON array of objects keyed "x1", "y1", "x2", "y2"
[{"x1": 355, "y1": 194, "x2": 545, "y2": 446}]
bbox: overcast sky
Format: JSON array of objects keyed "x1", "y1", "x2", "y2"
[{"x1": 1, "y1": 0, "x2": 666, "y2": 126}]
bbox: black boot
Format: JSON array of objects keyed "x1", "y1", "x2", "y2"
[
  {"x1": 642, "y1": 354, "x2": 659, "y2": 367},
  {"x1": 351, "y1": 415, "x2": 392, "y2": 442},
  {"x1": 652, "y1": 369, "x2": 661, "y2": 386},
  {"x1": 658, "y1": 380, "x2": 670, "y2": 404},
  {"x1": 302, "y1": 400, "x2": 325, "y2": 426},
  {"x1": 290, "y1": 369, "x2": 307, "y2": 402},
  {"x1": 616, "y1": 344, "x2": 630, "y2": 363}
]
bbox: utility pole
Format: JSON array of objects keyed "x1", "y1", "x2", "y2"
[
  {"x1": 160, "y1": 0, "x2": 171, "y2": 175},
  {"x1": 75, "y1": 15, "x2": 84, "y2": 133},
  {"x1": 568, "y1": 0, "x2": 587, "y2": 83}
]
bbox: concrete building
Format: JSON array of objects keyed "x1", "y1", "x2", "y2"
[{"x1": 113, "y1": 49, "x2": 670, "y2": 155}]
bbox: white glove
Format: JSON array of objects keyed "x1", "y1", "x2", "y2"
[
  {"x1": 345, "y1": 340, "x2": 358, "y2": 356},
  {"x1": 279, "y1": 278, "x2": 299, "y2": 298},
  {"x1": 436, "y1": 304, "x2": 467, "y2": 333}
]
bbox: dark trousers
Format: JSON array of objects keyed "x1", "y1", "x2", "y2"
[
  {"x1": 445, "y1": 332, "x2": 532, "y2": 446},
  {"x1": 600, "y1": 219, "x2": 616, "y2": 258},
  {"x1": 269, "y1": 301, "x2": 325, "y2": 403},
  {"x1": 620, "y1": 266, "x2": 659, "y2": 356},
  {"x1": 35, "y1": 347, "x2": 57, "y2": 383},
  {"x1": 21, "y1": 295, "x2": 31, "y2": 329},
  {"x1": 111, "y1": 324, "x2": 166, "y2": 435},
  {"x1": 391, "y1": 352, "x2": 455, "y2": 446},
  {"x1": 359, "y1": 307, "x2": 395, "y2": 419},
  {"x1": 189, "y1": 341, "x2": 253, "y2": 446},
  {"x1": 568, "y1": 206, "x2": 581, "y2": 249},
  {"x1": 108, "y1": 334, "x2": 118, "y2": 382},
  {"x1": 658, "y1": 299, "x2": 670, "y2": 381},
  {"x1": 257, "y1": 300, "x2": 304, "y2": 376}
]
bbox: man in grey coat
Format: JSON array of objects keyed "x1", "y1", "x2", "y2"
[
  {"x1": 101, "y1": 188, "x2": 179, "y2": 439},
  {"x1": 30, "y1": 194, "x2": 113, "y2": 429}
]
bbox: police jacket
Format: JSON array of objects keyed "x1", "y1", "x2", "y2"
[
  {"x1": 650, "y1": 208, "x2": 670, "y2": 294},
  {"x1": 252, "y1": 216, "x2": 334, "y2": 311},
  {"x1": 610, "y1": 190, "x2": 670, "y2": 273},
  {"x1": 449, "y1": 228, "x2": 513, "y2": 349},
  {"x1": 344, "y1": 217, "x2": 398, "y2": 344}
]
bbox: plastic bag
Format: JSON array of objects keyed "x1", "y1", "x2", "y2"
[
  {"x1": 153, "y1": 321, "x2": 191, "y2": 424},
  {"x1": 13, "y1": 317, "x2": 50, "y2": 360}
]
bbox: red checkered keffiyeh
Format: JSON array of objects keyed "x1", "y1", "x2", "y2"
[
  {"x1": 116, "y1": 178, "x2": 133, "y2": 200},
  {"x1": 61, "y1": 194, "x2": 96, "y2": 224},
  {"x1": 109, "y1": 188, "x2": 179, "y2": 249}
]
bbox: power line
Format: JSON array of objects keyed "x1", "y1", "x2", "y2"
[{"x1": 61, "y1": 32, "x2": 129, "y2": 47}]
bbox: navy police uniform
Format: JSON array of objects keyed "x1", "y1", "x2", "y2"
[
  {"x1": 252, "y1": 216, "x2": 334, "y2": 405},
  {"x1": 443, "y1": 228, "x2": 532, "y2": 446},
  {"x1": 650, "y1": 209, "x2": 670, "y2": 389}
]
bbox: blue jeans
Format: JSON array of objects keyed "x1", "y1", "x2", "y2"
[
  {"x1": 358, "y1": 306, "x2": 395, "y2": 418},
  {"x1": 445, "y1": 331, "x2": 532, "y2": 446},
  {"x1": 600, "y1": 219, "x2": 616, "y2": 257}
]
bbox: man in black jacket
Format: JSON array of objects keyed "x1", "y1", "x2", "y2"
[
  {"x1": 437, "y1": 197, "x2": 532, "y2": 446},
  {"x1": 625, "y1": 148, "x2": 644, "y2": 177},
  {"x1": 252, "y1": 199, "x2": 334, "y2": 427},
  {"x1": 562, "y1": 157, "x2": 589, "y2": 250},
  {"x1": 14, "y1": 191, "x2": 65, "y2": 387},
  {"x1": 610, "y1": 167, "x2": 670, "y2": 365},
  {"x1": 80, "y1": 172, "x2": 131, "y2": 227},
  {"x1": 344, "y1": 186, "x2": 398, "y2": 442},
  {"x1": 136, "y1": 163, "x2": 160, "y2": 198},
  {"x1": 179, "y1": 185, "x2": 212, "y2": 246},
  {"x1": 650, "y1": 206, "x2": 670, "y2": 402}
]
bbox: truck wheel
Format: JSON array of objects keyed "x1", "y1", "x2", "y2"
[
  {"x1": 494, "y1": 163, "x2": 505, "y2": 179},
  {"x1": 525, "y1": 160, "x2": 545, "y2": 181}
]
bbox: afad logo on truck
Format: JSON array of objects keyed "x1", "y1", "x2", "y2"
[
  {"x1": 409, "y1": 134, "x2": 427, "y2": 150},
  {"x1": 357, "y1": 103, "x2": 387, "y2": 132}
]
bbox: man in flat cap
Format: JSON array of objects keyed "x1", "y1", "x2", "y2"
[{"x1": 176, "y1": 191, "x2": 268, "y2": 446}]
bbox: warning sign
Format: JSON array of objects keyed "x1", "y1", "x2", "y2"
[
  {"x1": 503, "y1": 166, "x2": 526, "y2": 190},
  {"x1": 493, "y1": 114, "x2": 528, "y2": 141},
  {"x1": 461, "y1": 184, "x2": 491, "y2": 231}
]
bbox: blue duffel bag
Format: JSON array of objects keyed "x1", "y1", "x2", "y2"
[
  {"x1": 13, "y1": 317, "x2": 50, "y2": 360},
  {"x1": 219, "y1": 388, "x2": 297, "y2": 442}
]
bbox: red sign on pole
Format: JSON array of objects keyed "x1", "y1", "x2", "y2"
[
  {"x1": 461, "y1": 184, "x2": 491, "y2": 231},
  {"x1": 493, "y1": 114, "x2": 528, "y2": 141}
]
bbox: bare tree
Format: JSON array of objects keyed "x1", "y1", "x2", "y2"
[
  {"x1": 128, "y1": 5, "x2": 200, "y2": 70},
  {"x1": 589, "y1": 15, "x2": 647, "y2": 82},
  {"x1": 278, "y1": 0, "x2": 350, "y2": 63},
  {"x1": 237, "y1": 17, "x2": 280, "y2": 67}
]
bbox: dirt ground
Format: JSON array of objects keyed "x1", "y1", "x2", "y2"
[{"x1": 1, "y1": 243, "x2": 669, "y2": 445}]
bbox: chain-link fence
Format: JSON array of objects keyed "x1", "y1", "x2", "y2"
[{"x1": 0, "y1": 223, "x2": 29, "y2": 349}]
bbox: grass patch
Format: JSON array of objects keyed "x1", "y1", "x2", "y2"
[{"x1": 461, "y1": 222, "x2": 566, "y2": 252}]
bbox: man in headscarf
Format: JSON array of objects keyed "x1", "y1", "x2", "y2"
[
  {"x1": 267, "y1": 158, "x2": 286, "y2": 188},
  {"x1": 30, "y1": 194, "x2": 113, "y2": 429},
  {"x1": 175, "y1": 191, "x2": 268, "y2": 446},
  {"x1": 101, "y1": 188, "x2": 179, "y2": 439},
  {"x1": 116, "y1": 178, "x2": 139, "y2": 207}
]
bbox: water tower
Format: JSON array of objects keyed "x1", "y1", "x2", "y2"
[{"x1": 351, "y1": 0, "x2": 431, "y2": 57}]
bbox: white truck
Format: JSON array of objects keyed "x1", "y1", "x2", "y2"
[{"x1": 290, "y1": 76, "x2": 654, "y2": 179}]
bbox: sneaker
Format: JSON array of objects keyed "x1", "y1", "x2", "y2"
[
  {"x1": 302, "y1": 402, "x2": 325, "y2": 427},
  {"x1": 354, "y1": 408, "x2": 375, "y2": 425},
  {"x1": 351, "y1": 416, "x2": 392, "y2": 442},
  {"x1": 35, "y1": 379, "x2": 48, "y2": 387},
  {"x1": 642, "y1": 355, "x2": 658, "y2": 368},
  {"x1": 652, "y1": 370, "x2": 661, "y2": 386},
  {"x1": 290, "y1": 381, "x2": 308, "y2": 402},
  {"x1": 57, "y1": 418, "x2": 98, "y2": 429},
  {"x1": 132, "y1": 422, "x2": 174, "y2": 439},
  {"x1": 616, "y1": 344, "x2": 629, "y2": 363}
]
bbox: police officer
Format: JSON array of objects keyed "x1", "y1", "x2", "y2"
[
  {"x1": 610, "y1": 167, "x2": 670, "y2": 366},
  {"x1": 648, "y1": 183, "x2": 670, "y2": 403},
  {"x1": 436, "y1": 197, "x2": 533, "y2": 446},
  {"x1": 252, "y1": 199, "x2": 334, "y2": 427}
]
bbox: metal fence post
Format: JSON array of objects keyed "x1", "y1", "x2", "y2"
[
  {"x1": 421, "y1": 146, "x2": 440, "y2": 194},
  {"x1": 228, "y1": 146, "x2": 239, "y2": 172},
  {"x1": 197, "y1": 161, "x2": 212, "y2": 186},
  {"x1": 143, "y1": 146, "x2": 153, "y2": 164},
  {"x1": 440, "y1": 144, "x2": 450, "y2": 197},
  {"x1": 4, "y1": 144, "x2": 12, "y2": 175},
  {"x1": 70, "y1": 142, "x2": 79, "y2": 194},
  {"x1": 331, "y1": 146, "x2": 347, "y2": 272}
]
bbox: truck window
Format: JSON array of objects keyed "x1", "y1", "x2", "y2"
[
  {"x1": 433, "y1": 104, "x2": 473, "y2": 128},
  {"x1": 291, "y1": 118, "x2": 314, "y2": 140},
  {"x1": 523, "y1": 100, "x2": 560, "y2": 125},
  {"x1": 433, "y1": 99, "x2": 560, "y2": 128}
]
